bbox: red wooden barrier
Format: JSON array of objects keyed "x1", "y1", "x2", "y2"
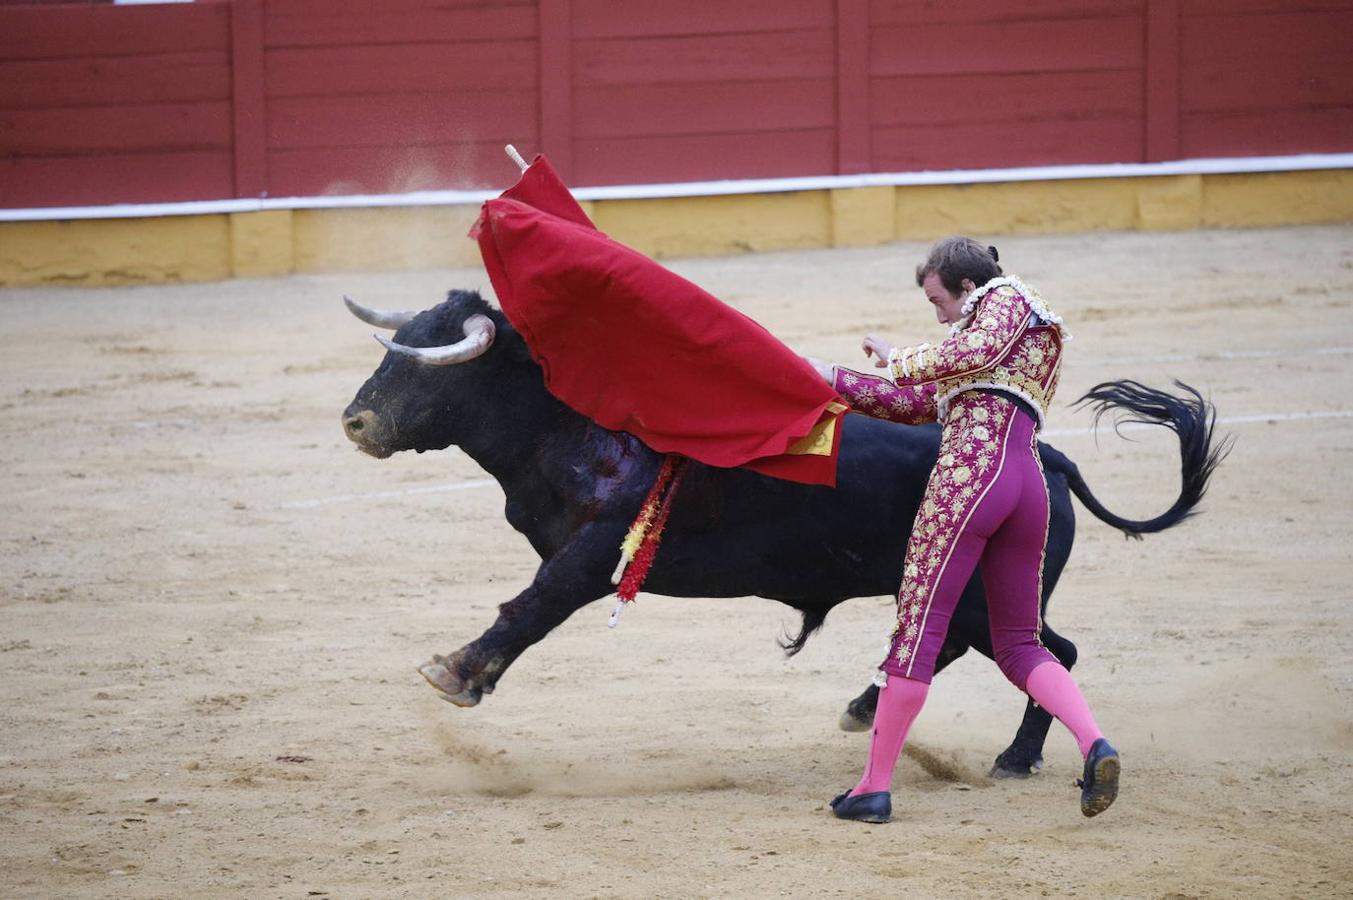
[
  {"x1": 231, "y1": 0, "x2": 266, "y2": 198},
  {"x1": 0, "y1": 1, "x2": 232, "y2": 207},
  {"x1": 1180, "y1": 1, "x2": 1353, "y2": 157},
  {"x1": 538, "y1": 0, "x2": 573, "y2": 181},
  {"x1": 1145, "y1": 0, "x2": 1181, "y2": 162},
  {"x1": 0, "y1": 0, "x2": 1349, "y2": 210},
  {"x1": 869, "y1": 0, "x2": 1147, "y2": 171},
  {"x1": 261, "y1": 0, "x2": 539, "y2": 196},
  {"x1": 570, "y1": 0, "x2": 838, "y2": 185},
  {"x1": 836, "y1": 0, "x2": 871, "y2": 175}
]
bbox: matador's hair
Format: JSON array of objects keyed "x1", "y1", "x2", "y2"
[{"x1": 916, "y1": 236, "x2": 1003, "y2": 294}]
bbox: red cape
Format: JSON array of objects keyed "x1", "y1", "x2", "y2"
[{"x1": 472, "y1": 155, "x2": 844, "y2": 486}]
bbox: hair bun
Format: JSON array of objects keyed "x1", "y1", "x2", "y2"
[{"x1": 987, "y1": 245, "x2": 1000, "y2": 262}]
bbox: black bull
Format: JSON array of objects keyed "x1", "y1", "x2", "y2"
[{"x1": 342, "y1": 290, "x2": 1225, "y2": 777}]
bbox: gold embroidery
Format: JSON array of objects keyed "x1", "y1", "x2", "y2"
[
  {"x1": 834, "y1": 368, "x2": 939, "y2": 425},
  {"x1": 890, "y1": 281, "x2": 1065, "y2": 430},
  {"x1": 873, "y1": 278, "x2": 1067, "y2": 676},
  {"x1": 887, "y1": 392, "x2": 1016, "y2": 673}
]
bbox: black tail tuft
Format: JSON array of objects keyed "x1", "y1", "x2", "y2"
[
  {"x1": 780, "y1": 606, "x2": 830, "y2": 657},
  {"x1": 1063, "y1": 380, "x2": 1232, "y2": 536}
]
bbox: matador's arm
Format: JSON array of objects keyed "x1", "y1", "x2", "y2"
[
  {"x1": 832, "y1": 365, "x2": 937, "y2": 425},
  {"x1": 887, "y1": 286, "x2": 1031, "y2": 387}
]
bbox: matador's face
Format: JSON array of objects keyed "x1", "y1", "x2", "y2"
[{"x1": 921, "y1": 271, "x2": 968, "y2": 325}]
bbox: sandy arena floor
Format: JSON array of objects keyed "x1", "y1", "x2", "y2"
[{"x1": 1, "y1": 225, "x2": 1351, "y2": 898}]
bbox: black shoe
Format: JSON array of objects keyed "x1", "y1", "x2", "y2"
[
  {"x1": 1075, "y1": 738, "x2": 1120, "y2": 817},
  {"x1": 830, "y1": 790, "x2": 891, "y2": 823}
]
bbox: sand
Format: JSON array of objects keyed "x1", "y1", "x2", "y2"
[{"x1": 1, "y1": 225, "x2": 1351, "y2": 898}]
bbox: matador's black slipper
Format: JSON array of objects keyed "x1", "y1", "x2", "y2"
[
  {"x1": 830, "y1": 790, "x2": 892, "y2": 824},
  {"x1": 1076, "y1": 738, "x2": 1121, "y2": 817}
]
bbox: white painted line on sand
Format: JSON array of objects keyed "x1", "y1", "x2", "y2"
[
  {"x1": 280, "y1": 478, "x2": 497, "y2": 510},
  {"x1": 1096, "y1": 346, "x2": 1353, "y2": 366},
  {"x1": 1041, "y1": 408, "x2": 1353, "y2": 438}
]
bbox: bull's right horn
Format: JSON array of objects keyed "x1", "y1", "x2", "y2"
[
  {"x1": 344, "y1": 295, "x2": 419, "y2": 330},
  {"x1": 375, "y1": 313, "x2": 496, "y2": 366}
]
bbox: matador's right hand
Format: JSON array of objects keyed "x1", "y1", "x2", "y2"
[{"x1": 862, "y1": 334, "x2": 896, "y2": 368}]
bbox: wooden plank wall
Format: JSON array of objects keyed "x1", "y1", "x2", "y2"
[
  {"x1": 1179, "y1": 0, "x2": 1353, "y2": 158},
  {"x1": 568, "y1": 0, "x2": 838, "y2": 185},
  {"x1": 0, "y1": 1, "x2": 233, "y2": 207},
  {"x1": 868, "y1": 0, "x2": 1148, "y2": 170},
  {"x1": 262, "y1": 0, "x2": 539, "y2": 196},
  {"x1": 1, "y1": 0, "x2": 1350, "y2": 209}
]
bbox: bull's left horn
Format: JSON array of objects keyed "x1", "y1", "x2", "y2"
[
  {"x1": 375, "y1": 313, "x2": 496, "y2": 366},
  {"x1": 344, "y1": 295, "x2": 419, "y2": 330}
]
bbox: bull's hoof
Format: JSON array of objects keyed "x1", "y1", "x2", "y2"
[
  {"x1": 838, "y1": 708, "x2": 873, "y2": 733},
  {"x1": 838, "y1": 690, "x2": 879, "y2": 733},
  {"x1": 435, "y1": 686, "x2": 483, "y2": 707},
  {"x1": 418, "y1": 661, "x2": 483, "y2": 708},
  {"x1": 989, "y1": 752, "x2": 1044, "y2": 779}
]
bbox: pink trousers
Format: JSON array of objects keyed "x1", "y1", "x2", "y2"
[{"x1": 883, "y1": 391, "x2": 1057, "y2": 691}]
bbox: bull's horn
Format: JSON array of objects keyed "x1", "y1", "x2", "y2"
[
  {"x1": 374, "y1": 313, "x2": 496, "y2": 366},
  {"x1": 344, "y1": 295, "x2": 419, "y2": 330}
]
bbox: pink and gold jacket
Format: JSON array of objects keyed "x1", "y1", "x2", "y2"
[{"x1": 832, "y1": 277, "x2": 1068, "y2": 430}]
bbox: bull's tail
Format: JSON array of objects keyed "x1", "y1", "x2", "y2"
[{"x1": 1050, "y1": 380, "x2": 1230, "y2": 538}]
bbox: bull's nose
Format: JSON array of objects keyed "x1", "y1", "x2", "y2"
[{"x1": 343, "y1": 408, "x2": 378, "y2": 443}]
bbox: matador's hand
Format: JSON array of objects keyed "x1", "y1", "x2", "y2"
[
  {"x1": 803, "y1": 355, "x2": 834, "y2": 384},
  {"x1": 862, "y1": 334, "x2": 896, "y2": 368}
]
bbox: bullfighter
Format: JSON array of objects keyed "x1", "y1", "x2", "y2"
[{"x1": 808, "y1": 236, "x2": 1120, "y2": 824}]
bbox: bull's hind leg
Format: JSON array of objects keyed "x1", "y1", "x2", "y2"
[
  {"x1": 419, "y1": 526, "x2": 617, "y2": 706},
  {"x1": 990, "y1": 484, "x2": 1078, "y2": 778},
  {"x1": 990, "y1": 623, "x2": 1078, "y2": 778}
]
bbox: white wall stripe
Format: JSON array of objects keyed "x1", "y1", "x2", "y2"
[
  {"x1": 290, "y1": 409, "x2": 1349, "y2": 510},
  {"x1": 4, "y1": 152, "x2": 1350, "y2": 222}
]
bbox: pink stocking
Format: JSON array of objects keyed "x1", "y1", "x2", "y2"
[
  {"x1": 852, "y1": 676, "x2": 929, "y2": 796},
  {"x1": 1024, "y1": 660, "x2": 1105, "y2": 757}
]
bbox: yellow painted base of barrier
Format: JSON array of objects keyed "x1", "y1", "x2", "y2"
[{"x1": 1, "y1": 170, "x2": 1349, "y2": 287}]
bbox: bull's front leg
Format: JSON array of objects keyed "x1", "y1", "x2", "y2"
[
  {"x1": 839, "y1": 633, "x2": 970, "y2": 731},
  {"x1": 418, "y1": 525, "x2": 619, "y2": 707}
]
